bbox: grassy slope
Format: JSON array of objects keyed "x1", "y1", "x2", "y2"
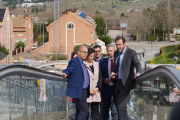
[{"x1": 69, "y1": 0, "x2": 156, "y2": 11}]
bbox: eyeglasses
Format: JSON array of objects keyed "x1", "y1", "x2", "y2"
[
  {"x1": 95, "y1": 51, "x2": 101, "y2": 53},
  {"x1": 79, "y1": 50, "x2": 88, "y2": 54}
]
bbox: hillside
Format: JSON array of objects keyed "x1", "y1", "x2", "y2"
[{"x1": 3, "y1": 0, "x2": 157, "y2": 6}]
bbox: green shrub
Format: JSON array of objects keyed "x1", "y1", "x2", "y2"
[
  {"x1": 175, "y1": 44, "x2": 180, "y2": 50},
  {"x1": 51, "y1": 54, "x2": 67, "y2": 61},
  {"x1": 175, "y1": 49, "x2": 180, "y2": 56},
  {"x1": 150, "y1": 44, "x2": 180, "y2": 64},
  {"x1": 160, "y1": 45, "x2": 176, "y2": 54},
  {"x1": 0, "y1": 43, "x2": 9, "y2": 55},
  {"x1": 38, "y1": 35, "x2": 43, "y2": 44},
  {"x1": 98, "y1": 36, "x2": 114, "y2": 45},
  {"x1": 60, "y1": 55, "x2": 67, "y2": 60},
  {"x1": 16, "y1": 41, "x2": 25, "y2": 49},
  {"x1": 149, "y1": 54, "x2": 165, "y2": 64}
]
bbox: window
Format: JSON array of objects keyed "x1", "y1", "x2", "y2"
[
  {"x1": 67, "y1": 23, "x2": 74, "y2": 30},
  {"x1": 18, "y1": 32, "x2": 23, "y2": 36}
]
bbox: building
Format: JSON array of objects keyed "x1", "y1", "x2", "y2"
[
  {"x1": 20, "y1": 3, "x2": 43, "y2": 7},
  {"x1": 24, "y1": 0, "x2": 32, "y2": 2},
  {"x1": 34, "y1": 9, "x2": 98, "y2": 58},
  {"x1": 0, "y1": 8, "x2": 14, "y2": 52},
  {"x1": 12, "y1": 15, "x2": 34, "y2": 51}
]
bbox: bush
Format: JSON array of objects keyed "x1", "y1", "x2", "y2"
[
  {"x1": 0, "y1": 43, "x2": 9, "y2": 55},
  {"x1": 74, "y1": 44, "x2": 91, "y2": 52},
  {"x1": 149, "y1": 54, "x2": 165, "y2": 64},
  {"x1": 149, "y1": 34, "x2": 163, "y2": 41},
  {"x1": 150, "y1": 44, "x2": 180, "y2": 64},
  {"x1": 160, "y1": 45, "x2": 176, "y2": 54},
  {"x1": 98, "y1": 35, "x2": 114, "y2": 45},
  {"x1": 16, "y1": 41, "x2": 25, "y2": 49},
  {"x1": 51, "y1": 54, "x2": 67, "y2": 61},
  {"x1": 175, "y1": 49, "x2": 180, "y2": 57},
  {"x1": 38, "y1": 35, "x2": 43, "y2": 44}
]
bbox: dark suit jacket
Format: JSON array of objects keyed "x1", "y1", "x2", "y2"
[
  {"x1": 100, "y1": 58, "x2": 111, "y2": 96},
  {"x1": 63, "y1": 56, "x2": 90, "y2": 98},
  {"x1": 113, "y1": 47, "x2": 142, "y2": 91}
]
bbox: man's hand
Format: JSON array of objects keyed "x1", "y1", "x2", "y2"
[
  {"x1": 111, "y1": 72, "x2": 117, "y2": 79},
  {"x1": 61, "y1": 73, "x2": 67, "y2": 78},
  {"x1": 104, "y1": 78, "x2": 110, "y2": 84},
  {"x1": 135, "y1": 73, "x2": 141, "y2": 78}
]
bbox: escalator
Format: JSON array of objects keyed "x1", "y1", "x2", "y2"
[
  {"x1": 0, "y1": 65, "x2": 180, "y2": 120},
  {"x1": 0, "y1": 64, "x2": 75, "y2": 120},
  {"x1": 128, "y1": 66, "x2": 180, "y2": 120}
]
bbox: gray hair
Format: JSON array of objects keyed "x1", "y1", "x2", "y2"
[
  {"x1": 77, "y1": 45, "x2": 88, "y2": 51},
  {"x1": 106, "y1": 44, "x2": 115, "y2": 50}
]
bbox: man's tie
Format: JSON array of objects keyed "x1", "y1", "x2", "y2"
[
  {"x1": 110, "y1": 59, "x2": 114, "y2": 83},
  {"x1": 115, "y1": 52, "x2": 122, "y2": 75}
]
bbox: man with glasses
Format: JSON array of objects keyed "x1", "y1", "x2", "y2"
[
  {"x1": 93, "y1": 45, "x2": 104, "y2": 119},
  {"x1": 61, "y1": 46, "x2": 90, "y2": 120},
  {"x1": 93, "y1": 45, "x2": 104, "y2": 63}
]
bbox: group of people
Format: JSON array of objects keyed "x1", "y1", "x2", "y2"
[{"x1": 61, "y1": 36, "x2": 142, "y2": 120}]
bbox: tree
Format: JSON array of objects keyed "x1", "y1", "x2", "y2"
[
  {"x1": 16, "y1": 41, "x2": 25, "y2": 49},
  {"x1": 37, "y1": 35, "x2": 43, "y2": 44},
  {"x1": 0, "y1": 43, "x2": 9, "y2": 55},
  {"x1": 98, "y1": 36, "x2": 114, "y2": 45},
  {"x1": 94, "y1": 15, "x2": 107, "y2": 36},
  {"x1": 120, "y1": 13, "x2": 125, "y2": 17}
]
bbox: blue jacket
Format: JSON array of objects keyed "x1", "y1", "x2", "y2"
[
  {"x1": 63, "y1": 56, "x2": 90, "y2": 98},
  {"x1": 100, "y1": 58, "x2": 111, "y2": 96}
]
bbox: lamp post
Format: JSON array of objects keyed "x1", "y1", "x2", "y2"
[
  {"x1": 43, "y1": 21, "x2": 44, "y2": 63},
  {"x1": 163, "y1": 20, "x2": 165, "y2": 43},
  {"x1": 43, "y1": 21, "x2": 48, "y2": 64},
  {"x1": 173, "y1": 56, "x2": 178, "y2": 67}
]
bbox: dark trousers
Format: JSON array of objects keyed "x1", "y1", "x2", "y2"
[
  {"x1": 114, "y1": 80, "x2": 130, "y2": 120},
  {"x1": 74, "y1": 89, "x2": 89, "y2": 120},
  {"x1": 87, "y1": 102, "x2": 99, "y2": 120},
  {"x1": 103, "y1": 86, "x2": 117, "y2": 120}
]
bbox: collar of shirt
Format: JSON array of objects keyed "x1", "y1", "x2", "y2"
[
  {"x1": 77, "y1": 56, "x2": 85, "y2": 64},
  {"x1": 108, "y1": 57, "x2": 114, "y2": 62},
  {"x1": 120, "y1": 46, "x2": 127, "y2": 54}
]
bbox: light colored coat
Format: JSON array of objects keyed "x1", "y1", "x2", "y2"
[{"x1": 85, "y1": 61, "x2": 101, "y2": 103}]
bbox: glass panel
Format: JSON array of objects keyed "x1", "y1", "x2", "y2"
[
  {"x1": 128, "y1": 77, "x2": 179, "y2": 120},
  {"x1": 0, "y1": 75, "x2": 75, "y2": 120}
]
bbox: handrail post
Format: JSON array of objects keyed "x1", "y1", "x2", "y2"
[
  {"x1": 8, "y1": 77, "x2": 11, "y2": 120},
  {"x1": 35, "y1": 87, "x2": 37, "y2": 120},
  {"x1": 34, "y1": 80, "x2": 38, "y2": 120},
  {"x1": 24, "y1": 78, "x2": 27, "y2": 115}
]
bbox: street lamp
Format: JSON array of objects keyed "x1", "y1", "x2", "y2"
[{"x1": 173, "y1": 56, "x2": 178, "y2": 67}]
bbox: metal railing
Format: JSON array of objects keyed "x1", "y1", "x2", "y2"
[
  {"x1": 128, "y1": 66, "x2": 180, "y2": 120},
  {"x1": 0, "y1": 64, "x2": 75, "y2": 120}
]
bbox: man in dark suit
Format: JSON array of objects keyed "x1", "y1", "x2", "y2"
[
  {"x1": 61, "y1": 46, "x2": 90, "y2": 120},
  {"x1": 111, "y1": 36, "x2": 142, "y2": 120},
  {"x1": 100, "y1": 44, "x2": 117, "y2": 120}
]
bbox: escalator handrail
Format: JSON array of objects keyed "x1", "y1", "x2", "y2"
[
  {"x1": 135, "y1": 65, "x2": 180, "y2": 88},
  {"x1": 0, "y1": 64, "x2": 67, "y2": 81}
]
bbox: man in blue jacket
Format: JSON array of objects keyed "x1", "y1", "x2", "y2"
[
  {"x1": 61, "y1": 46, "x2": 90, "y2": 120},
  {"x1": 100, "y1": 44, "x2": 117, "y2": 120}
]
